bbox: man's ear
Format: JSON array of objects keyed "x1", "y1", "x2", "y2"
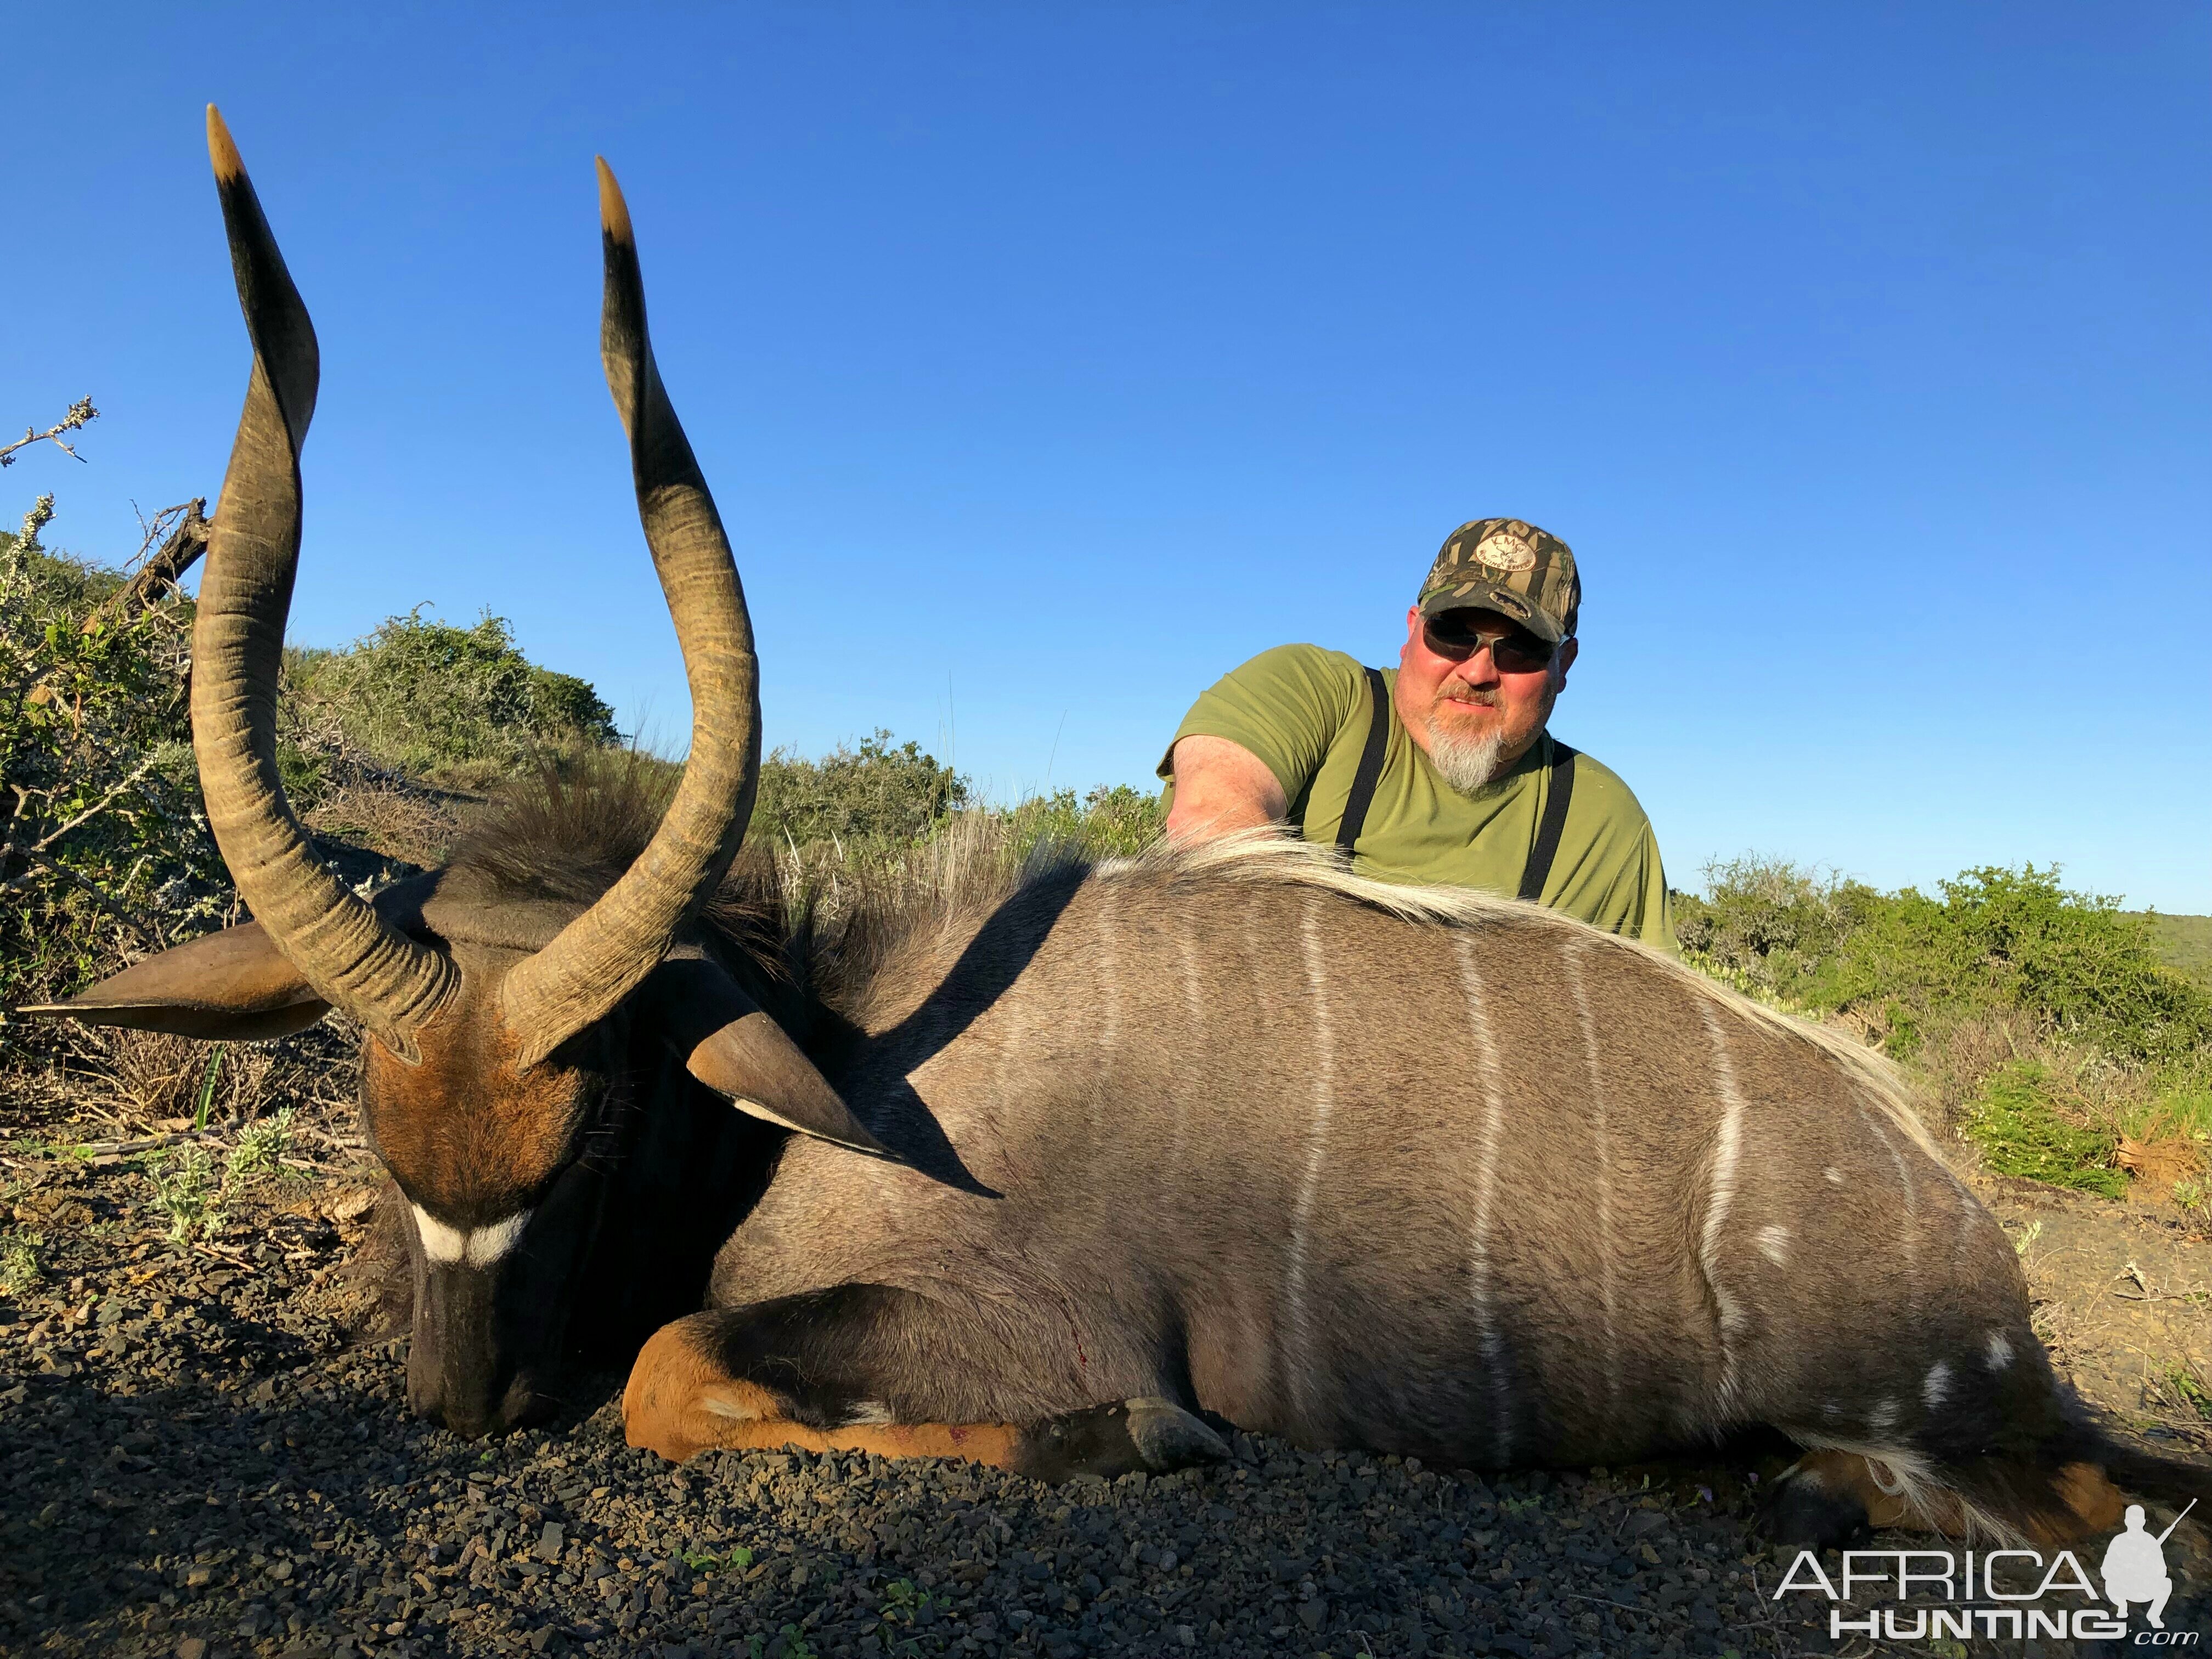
[
  {"x1": 640, "y1": 957, "x2": 896, "y2": 1160},
  {"x1": 12, "y1": 922, "x2": 331, "y2": 1041}
]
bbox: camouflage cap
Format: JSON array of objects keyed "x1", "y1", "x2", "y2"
[{"x1": 1416, "y1": 518, "x2": 1579, "y2": 644}]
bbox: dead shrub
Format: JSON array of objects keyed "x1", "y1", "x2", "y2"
[
  {"x1": 303, "y1": 782, "x2": 462, "y2": 870},
  {"x1": 77, "y1": 1027, "x2": 292, "y2": 1132}
]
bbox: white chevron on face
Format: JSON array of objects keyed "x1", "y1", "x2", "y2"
[{"x1": 413, "y1": 1204, "x2": 532, "y2": 1269}]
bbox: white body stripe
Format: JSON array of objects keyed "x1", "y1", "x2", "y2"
[
  {"x1": 1097, "y1": 899, "x2": 1121, "y2": 1052},
  {"x1": 1563, "y1": 943, "x2": 1621, "y2": 1430},
  {"x1": 412, "y1": 1204, "x2": 532, "y2": 1269},
  {"x1": 1173, "y1": 917, "x2": 1204, "y2": 1164},
  {"x1": 1281, "y1": 899, "x2": 1336, "y2": 1429},
  {"x1": 1453, "y1": 934, "x2": 1514, "y2": 1464},
  {"x1": 1698, "y1": 1003, "x2": 1748, "y2": 1410}
]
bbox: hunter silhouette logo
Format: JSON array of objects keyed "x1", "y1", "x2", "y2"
[{"x1": 2105, "y1": 1500, "x2": 2194, "y2": 1630}]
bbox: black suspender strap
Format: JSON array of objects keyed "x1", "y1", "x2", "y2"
[
  {"x1": 1517, "y1": 741, "x2": 1578, "y2": 902},
  {"x1": 1333, "y1": 666, "x2": 1390, "y2": 860}
]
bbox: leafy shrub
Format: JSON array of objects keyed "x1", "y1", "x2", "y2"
[
  {"x1": 1678, "y1": 857, "x2": 2212, "y2": 1066},
  {"x1": 0, "y1": 1228, "x2": 41, "y2": 1295},
  {"x1": 752, "y1": 730, "x2": 970, "y2": 853},
  {"x1": 282, "y1": 608, "x2": 618, "y2": 793},
  {"x1": 1963, "y1": 1062, "x2": 2126, "y2": 1198},
  {"x1": 146, "y1": 1143, "x2": 221, "y2": 1243},
  {"x1": 998, "y1": 785, "x2": 1166, "y2": 862},
  {"x1": 0, "y1": 512, "x2": 228, "y2": 1010}
]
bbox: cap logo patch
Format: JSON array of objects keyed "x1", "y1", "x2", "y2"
[{"x1": 1475, "y1": 532, "x2": 1536, "y2": 573}]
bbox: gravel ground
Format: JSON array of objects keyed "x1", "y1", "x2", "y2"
[{"x1": 3, "y1": 1118, "x2": 2206, "y2": 1659}]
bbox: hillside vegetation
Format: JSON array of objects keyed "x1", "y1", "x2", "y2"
[
  {"x1": 2146, "y1": 911, "x2": 2212, "y2": 981},
  {"x1": 2, "y1": 495, "x2": 2203, "y2": 1215},
  {"x1": 1677, "y1": 860, "x2": 2211, "y2": 1209}
]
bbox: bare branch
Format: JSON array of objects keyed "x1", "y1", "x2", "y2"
[
  {"x1": 0, "y1": 397, "x2": 99, "y2": 469},
  {"x1": 84, "y1": 499, "x2": 210, "y2": 630}
]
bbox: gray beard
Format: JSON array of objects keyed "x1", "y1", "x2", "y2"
[{"x1": 1424, "y1": 716, "x2": 1511, "y2": 795}]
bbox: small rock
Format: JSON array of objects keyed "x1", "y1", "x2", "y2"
[
  {"x1": 176, "y1": 1640, "x2": 208, "y2": 1659},
  {"x1": 537, "y1": 1522, "x2": 565, "y2": 1562}
]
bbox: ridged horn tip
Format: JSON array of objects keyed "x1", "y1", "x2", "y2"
[
  {"x1": 207, "y1": 105, "x2": 244, "y2": 183},
  {"x1": 596, "y1": 157, "x2": 633, "y2": 247}
]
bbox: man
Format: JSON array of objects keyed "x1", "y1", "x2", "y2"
[{"x1": 1159, "y1": 517, "x2": 1674, "y2": 948}]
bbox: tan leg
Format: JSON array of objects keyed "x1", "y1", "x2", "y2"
[
  {"x1": 622, "y1": 1317, "x2": 1023, "y2": 1466},
  {"x1": 2047, "y1": 1461, "x2": 2126, "y2": 1539}
]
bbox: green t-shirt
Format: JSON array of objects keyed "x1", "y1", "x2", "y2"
[{"x1": 1159, "y1": 644, "x2": 1675, "y2": 949}]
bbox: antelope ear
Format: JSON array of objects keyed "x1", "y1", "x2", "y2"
[
  {"x1": 12, "y1": 922, "x2": 332, "y2": 1041},
  {"x1": 641, "y1": 958, "x2": 896, "y2": 1160}
]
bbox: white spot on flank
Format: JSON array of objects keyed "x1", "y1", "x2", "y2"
[
  {"x1": 1697, "y1": 1003, "x2": 1748, "y2": 1410},
  {"x1": 1923, "y1": 1362, "x2": 1953, "y2": 1409},
  {"x1": 1563, "y1": 944, "x2": 1621, "y2": 1431},
  {"x1": 1869, "y1": 1398, "x2": 1899, "y2": 1432},
  {"x1": 843, "y1": 1400, "x2": 894, "y2": 1426},
  {"x1": 1985, "y1": 1331, "x2": 2014, "y2": 1370},
  {"x1": 1282, "y1": 899, "x2": 1336, "y2": 1431},
  {"x1": 1755, "y1": 1224, "x2": 1792, "y2": 1267},
  {"x1": 1453, "y1": 934, "x2": 1514, "y2": 1464},
  {"x1": 1824, "y1": 1166, "x2": 1846, "y2": 1187},
  {"x1": 411, "y1": 1204, "x2": 531, "y2": 1269}
]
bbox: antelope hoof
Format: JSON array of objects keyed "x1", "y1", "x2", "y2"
[
  {"x1": 1762, "y1": 1459, "x2": 1870, "y2": 1550},
  {"x1": 1013, "y1": 1397, "x2": 1230, "y2": 1483}
]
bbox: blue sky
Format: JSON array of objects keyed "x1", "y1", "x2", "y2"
[{"x1": 11, "y1": 4, "x2": 2209, "y2": 910}]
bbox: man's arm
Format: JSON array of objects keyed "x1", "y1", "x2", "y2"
[{"x1": 1163, "y1": 735, "x2": 1289, "y2": 843}]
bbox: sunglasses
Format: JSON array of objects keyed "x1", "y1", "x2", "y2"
[{"x1": 1421, "y1": 612, "x2": 1558, "y2": 673}]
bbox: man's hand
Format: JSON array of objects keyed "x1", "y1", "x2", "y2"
[{"x1": 1163, "y1": 737, "x2": 1289, "y2": 843}]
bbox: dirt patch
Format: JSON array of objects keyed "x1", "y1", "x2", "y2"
[{"x1": 1984, "y1": 1175, "x2": 2212, "y2": 1449}]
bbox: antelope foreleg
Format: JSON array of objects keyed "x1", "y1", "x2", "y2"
[
  {"x1": 623, "y1": 1313, "x2": 1025, "y2": 1466},
  {"x1": 622, "y1": 1293, "x2": 1228, "y2": 1481}
]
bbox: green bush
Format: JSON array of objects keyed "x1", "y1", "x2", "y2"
[
  {"x1": 0, "y1": 515, "x2": 227, "y2": 1009},
  {"x1": 998, "y1": 785, "x2": 1166, "y2": 862},
  {"x1": 1678, "y1": 857, "x2": 2212, "y2": 1066},
  {"x1": 1963, "y1": 1062, "x2": 2127, "y2": 1198},
  {"x1": 752, "y1": 730, "x2": 970, "y2": 853},
  {"x1": 283, "y1": 608, "x2": 618, "y2": 792}
]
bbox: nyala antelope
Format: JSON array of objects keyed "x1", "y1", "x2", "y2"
[{"x1": 27, "y1": 109, "x2": 2210, "y2": 1551}]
